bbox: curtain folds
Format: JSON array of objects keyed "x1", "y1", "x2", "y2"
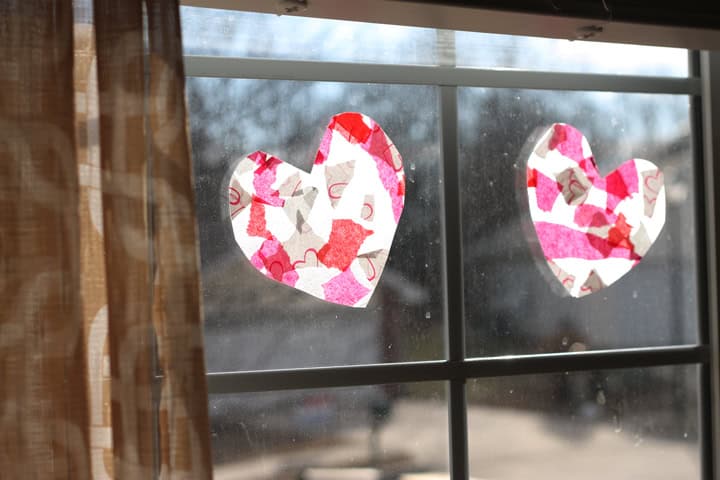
[{"x1": 1, "y1": 0, "x2": 212, "y2": 478}]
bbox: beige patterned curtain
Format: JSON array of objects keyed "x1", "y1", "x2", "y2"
[{"x1": 1, "y1": 1, "x2": 213, "y2": 478}]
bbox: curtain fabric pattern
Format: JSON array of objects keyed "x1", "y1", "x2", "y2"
[{"x1": 1, "y1": 1, "x2": 212, "y2": 478}]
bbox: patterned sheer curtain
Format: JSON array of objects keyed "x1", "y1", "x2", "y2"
[{"x1": 1, "y1": 1, "x2": 212, "y2": 478}]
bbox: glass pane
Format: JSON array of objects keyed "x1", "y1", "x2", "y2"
[
  {"x1": 459, "y1": 88, "x2": 698, "y2": 356},
  {"x1": 181, "y1": 7, "x2": 442, "y2": 65},
  {"x1": 456, "y1": 32, "x2": 689, "y2": 77},
  {"x1": 468, "y1": 366, "x2": 700, "y2": 480},
  {"x1": 188, "y1": 78, "x2": 444, "y2": 371},
  {"x1": 181, "y1": 7, "x2": 688, "y2": 77},
  {"x1": 210, "y1": 383, "x2": 449, "y2": 479}
]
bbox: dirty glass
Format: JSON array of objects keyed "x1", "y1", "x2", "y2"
[
  {"x1": 468, "y1": 365, "x2": 700, "y2": 480},
  {"x1": 455, "y1": 31, "x2": 688, "y2": 76},
  {"x1": 181, "y1": 6, "x2": 440, "y2": 65},
  {"x1": 209, "y1": 383, "x2": 448, "y2": 479},
  {"x1": 181, "y1": 6, "x2": 688, "y2": 77},
  {"x1": 188, "y1": 78, "x2": 444, "y2": 371},
  {"x1": 458, "y1": 88, "x2": 698, "y2": 357}
]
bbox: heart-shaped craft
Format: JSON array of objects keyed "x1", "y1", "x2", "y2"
[
  {"x1": 228, "y1": 112, "x2": 405, "y2": 308},
  {"x1": 526, "y1": 123, "x2": 665, "y2": 298}
]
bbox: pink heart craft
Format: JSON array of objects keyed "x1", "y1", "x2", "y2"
[
  {"x1": 228, "y1": 112, "x2": 405, "y2": 308},
  {"x1": 526, "y1": 123, "x2": 666, "y2": 298}
]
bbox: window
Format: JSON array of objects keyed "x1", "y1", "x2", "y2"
[{"x1": 181, "y1": 4, "x2": 718, "y2": 479}]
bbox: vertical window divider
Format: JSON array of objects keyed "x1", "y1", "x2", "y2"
[
  {"x1": 437, "y1": 29, "x2": 470, "y2": 480},
  {"x1": 699, "y1": 50, "x2": 720, "y2": 480}
]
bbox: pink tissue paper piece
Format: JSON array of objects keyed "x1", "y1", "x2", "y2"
[
  {"x1": 229, "y1": 112, "x2": 405, "y2": 308},
  {"x1": 526, "y1": 123, "x2": 666, "y2": 298}
]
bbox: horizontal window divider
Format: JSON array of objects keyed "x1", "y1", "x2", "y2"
[
  {"x1": 183, "y1": 56, "x2": 701, "y2": 95},
  {"x1": 205, "y1": 344, "x2": 709, "y2": 394}
]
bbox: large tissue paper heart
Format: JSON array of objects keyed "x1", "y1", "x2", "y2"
[
  {"x1": 526, "y1": 123, "x2": 666, "y2": 298},
  {"x1": 228, "y1": 112, "x2": 405, "y2": 308}
]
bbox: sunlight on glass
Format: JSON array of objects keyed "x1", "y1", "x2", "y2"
[
  {"x1": 209, "y1": 383, "x2": 448, "y2": 478},
  {"x1": 181, "y1": 6, "x2": 688, "y2": 76},
  {"x1": 468, "y1": 366, "x2": 699, "y2": 480},
  {"x1": 456, "y1": 32, "x2": 689, "y2": 76}
]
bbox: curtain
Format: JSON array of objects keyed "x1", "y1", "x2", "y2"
[{"x1": 1, "y1": 1, "x2": 213, "y2": 478}]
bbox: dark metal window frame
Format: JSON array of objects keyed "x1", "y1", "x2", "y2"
[{"x1": 181, "y1": 4, "x2": 720, "y2": 479}]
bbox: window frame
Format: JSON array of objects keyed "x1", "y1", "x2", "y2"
[{"x1": 180, "y1": 3, "x2": 720, "y2": 479}]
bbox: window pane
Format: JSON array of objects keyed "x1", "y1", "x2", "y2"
[
  {"x1": 459, "y1": 88, "x2": 698, "y2": 356},
  {"x1": 456, "y1": 32, "x2": 689, "y2": 77},
  {"x1": 209, "y1": 383, "x2": 448, "y2": 479},
  {"x1": 189, "y1": 78, "x2": 444, "y2": 371},
  {"x1": 181, "y1": 7, "x2": 688, "y2": 77},
  {"x1": 468, "y1": 365, "x2": 700, "y2": 480},
  {"x1": 181, "y1": 7, "x2": 441, "y2": 65}
]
